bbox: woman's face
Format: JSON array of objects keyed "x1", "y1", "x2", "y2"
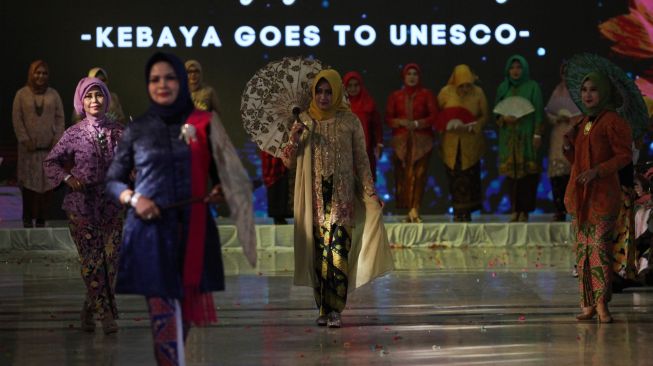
[
  {"x1": 148, "y1": 61, "x2": 179, "y2": 106},
  {"x1": 581, "y1": 79, "x2": 600, "y2": 110},
  {"x1": 187, "y1": 66, "x2": 200, "y2": 86},
  {"x1": 346, "y1": 78, "x2": 361, "y2": 97},
  {"x1": 404, "y1": 68, "x2": 419, "y2": 87},
  {"x1": 33, "y1": 65, "x2": 48, "y2": 86},
  {"x1": 83, "y1": 86, "x2": 105, "y2": 117},
  {"x1": 509, "y1": 60, "x2": 522, "y2": 81},
  {"x1": 457, "y1": 82, "x2": 473, "y2": 96},
  {"x1": 314, "y1": 79, "x2": 333, "y2": 111}
]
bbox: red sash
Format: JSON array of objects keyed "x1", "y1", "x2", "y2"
[{"x1": 182, "y1": 110, "x2": 217, "y2": 326}]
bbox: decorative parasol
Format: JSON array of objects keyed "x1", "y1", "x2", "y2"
[
  {"x1": 565, "y1": 52, "x2": 649, "y2": 140},
  {"x1": 241, "y1": 56, "x2": 328, "y2": 157},
  {"x1": 435, "y1": 107, "x2": 476, "y2": 132},
  {"x1": 493, "y1": 96, "x2": 535, "y2": 118},
  {"x1": 545, "y1": 95, "x2": 581, "y2": 118}
]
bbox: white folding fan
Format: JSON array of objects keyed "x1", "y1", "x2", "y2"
[{"x1": 493, "y1": 96, "x2": 535, "y2": 118}]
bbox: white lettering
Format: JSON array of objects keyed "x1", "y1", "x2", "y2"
[
  {"x1": 96, "y1": 27, "x2": 114, "y2": 48},
  {"x1": 260, "y1": 26, "x2": 282, "y2": 47},
  {"x1": 470, "y1": 24, "x2": 491, "y2": 45},
  {"x1": 449, "y1": 24, "x2": 466, "y2": 45},
  {"x1": 235, "y1": 26, "x2": 256, "y2": 47},
  {"x1": 354, "y1": 25, "x2": 376, "y2": 46},
  {"x1": 303, "y1": 25, "x2": 320, "y2": 46},
  {"x1": 430, "y1": 24, "x2": 446, "y2": 45},
  {"x1": 136, "y1": 27, "x2": 154, "y2": 47},
  {"x1": 156, "y1": 26, "x2": 177, "y2": 47},
  {"x1": 390, "y1": 24, "x2": 407, "y2": 46},
  {"x1": 179, "y1": 26, "x2": 199, "y2": 47},
  {"x1": 201, "y1": 26, "x2": 222, "y2": 47},
  {"x1": 333, "y1": 25, "x2": 351, "y2": 46},
  {"x1": 285, "y1": 25, "x2": 301, "y2": 46},
  {"x1": 117, "y1": 27, "x2": 132, "y2": 48},
  {"x1": 495, "y1": 23, "x2": 516, "y2": 45},
  {"x1": 410, "y1": 24, "x2": 428, "y2": 46}
]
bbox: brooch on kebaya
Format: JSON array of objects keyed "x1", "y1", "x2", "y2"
[{"x1": 179, "y1": 123, "x2": 197, "y2": 144}]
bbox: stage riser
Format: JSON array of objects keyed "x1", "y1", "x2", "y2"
[{"x1": 0, "y1": 222, "x2": 573, "y2": 253}]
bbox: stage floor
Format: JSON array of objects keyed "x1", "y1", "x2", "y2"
[{"x1": 1, "y1": 248, "x2": 652, "y2": 365}]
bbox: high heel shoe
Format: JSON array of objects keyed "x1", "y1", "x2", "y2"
[
  {"x1": 597, "y1": 308, "x2": 613, "y2": 323},
  {"x1": 596, "y1": 303, "x2": 613, "y2": 323},
  {"x1": 575, "y1": 307, "x2": 596, "y2": 321},
  {"x1": 598, "y1": 313, "x2": 613, "y2": 323}
]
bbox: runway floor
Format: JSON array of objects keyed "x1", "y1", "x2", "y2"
[{"x1": 1, "y1": 247, "x2": 652, "y2": 365}]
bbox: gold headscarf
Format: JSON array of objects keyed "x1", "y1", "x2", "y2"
[
  {"x1": 447, "y1": 64, "x2": 475, "y2": 87},
  {"x1": 88, "y1": 67, "x2": 109, "y2": 83},
  {"x1": 185, "y1": 59, "x2": 203, "y2": 91},
  {"x1": 308, "y1": 69, "x2": 349, "y2": 121}
]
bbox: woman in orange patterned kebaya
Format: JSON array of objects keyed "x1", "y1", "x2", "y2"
[{"x1": 564, "y1": 72, "x2": 632, "y2": 323}]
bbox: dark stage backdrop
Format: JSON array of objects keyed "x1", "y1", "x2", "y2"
[{"x1": 0, "y1": 0, "x2": 639, "y2": 217}]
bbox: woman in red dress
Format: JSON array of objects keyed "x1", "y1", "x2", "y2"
[
  {"x1": 343, "y1": 71, "x2": 383, "y2": 181},
  {"x1": 385, "y1": 63, "x2": 438, "y2": 222}
]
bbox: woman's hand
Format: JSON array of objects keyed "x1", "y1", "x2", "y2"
[
  {"x1": 205, "y1": 184, "x2": 225, "y2": 204},
  {"x1": 371, "y1": 193, "x2": 384, "y2": 208},
  {"x1": 65, "y1": 176, "x2": 85, "y2": 192},
  {"x1": 289, "y1": 122, "x2": 305, "y2": 144},
  {"x1": 576, "y1": 168, "x2": 598, "y2": 185},
  {"x1": 533, "y1": 135, "x2": 542, "y2": 150},
  {"x1": 396, "y1": 119, "x2": 410, "y2": 128},
  {"x1": 134, "y1": 195, "x2": 160, "y2": 220}
]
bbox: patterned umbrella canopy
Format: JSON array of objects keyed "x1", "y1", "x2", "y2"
[
  {"x1": 565, "y1": 52, "x2": 648, "y2": 140},
  {"x1": 241, "y1": 56, "x2": 328, "y2": 157}
]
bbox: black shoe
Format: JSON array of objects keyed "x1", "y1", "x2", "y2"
[
  {"x1": 327, "y1": 311, "x2": 341, "y2": 328},
  {"x1": 23, "y1": 220, "x2": 33, "y2": 228},
  {"x1": 35, "y1": 219, "x2": 46, "y2": 228},
  {"x1": 316, "y1": 315, "x2": 327, "y2": 326}
]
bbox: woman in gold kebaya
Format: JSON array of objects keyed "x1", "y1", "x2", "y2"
[
  {"x1": 437, "y1": 65, "x2": 488, "y2": 221},
  {"x1": 282, "y1": 69, "x2": 393, "y2": 328}
]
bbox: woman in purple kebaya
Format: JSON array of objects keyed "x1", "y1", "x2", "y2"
[{"x1": 43, "y1": 78, "x2": 125, "y2": 334}]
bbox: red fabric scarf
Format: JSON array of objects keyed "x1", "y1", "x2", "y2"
[
  {"x1": 343, "y1": 71, "x2": 375, "y2": 115},
  {"x1": 260, "y1": 151, "x2": 288, "y2": 187},
  {"x1": 182, "y1": 109, "x2": 217, "y2": 326},
  {"x1": 401, "y1": 63, "x2": 421, "y2": 95}
]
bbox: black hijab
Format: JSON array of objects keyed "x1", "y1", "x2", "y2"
[{"x1": 145, "y1": 52, "x2": 194, "y2": 121}]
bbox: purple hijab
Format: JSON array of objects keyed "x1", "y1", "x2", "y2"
[{"x1": 73, "y1": 77, "x2": 111, "y2": 124}]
